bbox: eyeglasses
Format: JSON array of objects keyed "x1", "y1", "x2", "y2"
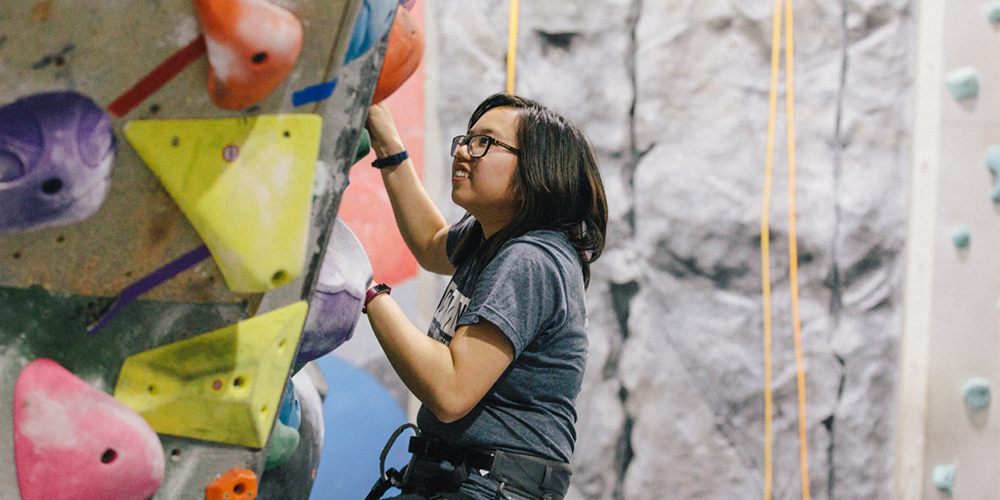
[{"x1": 450, "y1": 134, "x2": 520, "y2": 158}]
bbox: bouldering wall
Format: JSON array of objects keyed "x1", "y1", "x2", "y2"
[
  {"x1": 426, "y1": 0, "x2": 913, "y2": 498},
  {"x1": 0, "y1": 0, "x2": 397, "y2": 498}
]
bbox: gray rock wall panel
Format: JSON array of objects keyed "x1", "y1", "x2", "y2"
[{"x1": 430, "y1": 0, "x2": 912, "y2": 498}]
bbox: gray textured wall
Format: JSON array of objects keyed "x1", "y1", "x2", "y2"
[{"x1": 429, "y1": 0, "x2": 913, "y2": 498}]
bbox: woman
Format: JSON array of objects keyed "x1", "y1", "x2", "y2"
[{"x1": 362, "y1": 93, "x2": 607, "y2": 500}]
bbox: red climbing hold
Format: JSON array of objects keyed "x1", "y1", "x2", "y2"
[
  {"x1": 372, "y1": 5, "x2": 424, "y2": 104},
  {"x1": 193, "y1": 0, "x2": 304, "y2": 110},
  {"x1": 206, "y1": 467, "x2": 258, "y2": 500},
  {"x1": 13, "y1": 358, "x2": 165, "y2": 500}
]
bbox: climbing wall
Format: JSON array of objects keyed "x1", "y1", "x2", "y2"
[
  {"x1": 896, "y1": 0, "x2": 1000, "y2": 497},
  {"x1": 0, "y1": 0, "x2": 404, "y2": 498}
]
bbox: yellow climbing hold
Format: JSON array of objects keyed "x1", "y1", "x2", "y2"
[
  {"x1": 113, "y1": 301, "x2": 308, "y2": 448},
  {"x1": 123, "y1": 115, "x2": 322, "y2": 292}
]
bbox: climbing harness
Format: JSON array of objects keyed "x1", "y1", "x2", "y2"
[
  {"x1": 366, "y1": 423, "x2": 421, "y2": 500},
  {"x1": 365, "y1": 424, "x2": 571, "y2": 500}
]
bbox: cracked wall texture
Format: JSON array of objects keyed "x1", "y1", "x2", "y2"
[{"x1": 430, "y1": 0, "x2": 912, "y2": 498}]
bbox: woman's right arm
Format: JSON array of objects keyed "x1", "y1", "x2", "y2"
[{"x1": 366, "y1": 103, "x2": 455, "y2": 275}]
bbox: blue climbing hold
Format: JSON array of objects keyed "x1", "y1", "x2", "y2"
[
  {"x1": 950, "y1": 225, "x2": 971, "y2": 248},
  {"x1": 945, "y1": 67, "x2": 979, "y2": 101},
  {"x1": 344, "y1": 0, "x2": 396, "y2": 64},
  {"x1": 278, "y1": 379, "x2": 302, "y2": 431},
  {"x1": 984, "y1": 1, "x2": 1000, "y2": 24},
  {"x1": 932, "y1": 464, "x2": 957, "y2": 495},
  {"x1": 986, "y1": 145, "x2": 1000, "y2": 203},
  {"x1": 0, "y1": 91, "x2": 116, "y2": 235},
  {"x1": 962, "y1": 377, "x2": 991, "y2": 410}
]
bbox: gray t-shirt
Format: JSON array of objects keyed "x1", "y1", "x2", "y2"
[{"x1": 416, "y1": 217, "x2": 588, "y2": 463}]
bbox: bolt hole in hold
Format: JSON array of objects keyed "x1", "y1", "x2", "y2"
[
  {"x1": 271, "y1": 270, "x2": 288, "y2": 286},
  {"x1": 233, "y1": 376, "x2": 245, "y2": 388},
  {"x1": 251, "y1": 52, "x2": 268, "y2": 64},
  {"x1": 41, "y1": 177, "x2": 63, "y2": 194},
  {"x1": 234, "y1": 483, "x2": 245, "y2": 494},
  {"x1": 222, "y1": 144, "x2": 239, "y2": 162},
  {"x1": 171, "y1": 136, "x2": 180, "y2": 147},
  {"x1": 282, "y1": 130, "x2": 290, "y2": 138},
  {"x1": 171, "y1": 448, "x2": 182, "y2": 461},
  {"x1": 147, "y1": 384, "x2": 156, "y2": 394},
  {"x1": 100, "y1": 449, "x2": 117, "y2": 464},
  {"x1": 55, "y1": 235, "x2": 65, "y2": 243}
]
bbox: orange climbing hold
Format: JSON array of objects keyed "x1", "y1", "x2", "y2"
[
  {"x1": 372, "y1": 5, "x2": 424, "y2": 104},
  {"x1": 193, "y1": 0, "x2": 303, "y2": 110},
  {"x1": 205, "y1": 467, "x2": 257, "y2": 500}
]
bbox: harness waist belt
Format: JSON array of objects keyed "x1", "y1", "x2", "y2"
[
  {"x1": 407, "y1": 436, "x2": 572, "y2": 500},
  {"x1": 408, "y1": 435, "x2": 494, "y2": 471}
]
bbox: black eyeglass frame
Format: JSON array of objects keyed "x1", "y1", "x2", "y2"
[{"x1": 450, "y1": 134, "x2": 520, "y2": 158}]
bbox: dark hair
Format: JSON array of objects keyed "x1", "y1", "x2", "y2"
[{"x1": 452, "y1": 93, "x2": 608, "y2": 287}]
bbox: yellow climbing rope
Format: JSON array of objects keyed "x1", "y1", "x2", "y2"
[
  {"x1": 760, "y1": 0, "x2": 781, "y2": 495},
  {"x1": 761, "y1": 0, "x2": 810, "y2": 499},
  {"x1": 506, "y1": 0, "x2": 519, "y2": 94}
]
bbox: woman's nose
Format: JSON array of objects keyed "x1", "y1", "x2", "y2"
[{"x1": 453, "y1": 142, "x2": 473, "y2": 160}]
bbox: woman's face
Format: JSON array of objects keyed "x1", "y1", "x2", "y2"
[{"x1": 451, "y1": 106, "x2": 520, "y2": 232}]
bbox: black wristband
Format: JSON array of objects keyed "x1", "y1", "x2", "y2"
[{"x1": 372, "y1": 150, "x2": 409, "y2": 169}]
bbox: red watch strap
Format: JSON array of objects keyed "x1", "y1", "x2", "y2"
[{"x1": 363, "y1": 283, "x2": 391, "y2": 313}]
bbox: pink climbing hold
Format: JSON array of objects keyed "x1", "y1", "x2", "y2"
[
  {"x1": 193, "y1": 0, "x2": 304, "y2": 110},
  {"x1": 13, "y1": 358, "x2": 165, "y2": 500}
]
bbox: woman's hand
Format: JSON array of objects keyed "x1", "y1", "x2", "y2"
[{"x1": 366, "y1": 102, "x2": 406, "y2": 158}]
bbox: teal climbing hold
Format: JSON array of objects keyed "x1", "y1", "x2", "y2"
[
  {"x1": 962, "y1": 377, "x2": 991, "y2": 410},
  {"x1": 945, "y1": 67, "x2": 979, "y2": 100},
  {"x1": 264, "y1": 420, "x2": 300, "y2": 470},
  {"x1": 932, "y1": 464, "x2": 957, "y2": 495},
  {"x1": 950, "y1": 225, "x2": 971, "y2": 248},
  {"x1": 355, "y1": 128, "x2": 372, "y2": 165},
  {"x1": 986, "y1": 146, "x2": 1000, "y2": 202},
  {"x1": 984, "y1": 1, "x2": 1000, "y2": 23}
]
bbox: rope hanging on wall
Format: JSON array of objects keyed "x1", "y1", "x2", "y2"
[
  {"x1": 760, "y1": 0, "x2": 810, "y2": 498},
  {"x1": 506, "y1": 0, "x2": 519, "y2": 94}
]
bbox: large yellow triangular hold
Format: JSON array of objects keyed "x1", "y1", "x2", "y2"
[
  {"x1": 113, "y1": 301, "x2": 308, "y2": 448},
  {"x1": 123, "y1": 115, "x2": 322, "y2": 292}
]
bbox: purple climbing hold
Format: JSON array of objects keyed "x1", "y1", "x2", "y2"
[
  {"x1": 297, "y1": 261, "x2": 366, "y2": 364},
  {"x1": 296, "y1": 217, "x2": 373, "y2": 364},
  {"x1": 0, "y1": 91, "x2": 116, "y2": 235}
]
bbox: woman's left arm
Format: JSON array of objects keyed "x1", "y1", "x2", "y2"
[{"x1": 365, "y1": 292, "x2": 514, "y2": 423}]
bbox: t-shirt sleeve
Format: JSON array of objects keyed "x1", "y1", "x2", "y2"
[
  {"x1": 457, "y1": 242, "x2": 566, "y2": 357},
  {"x1": 446, "y1": 217, "x2": 476, "y2": 264}
]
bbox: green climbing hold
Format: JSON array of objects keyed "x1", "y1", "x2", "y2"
[
  {"x1": 264, "y1": 420, "x2": 301, "y2": 470},
  {"x1": 950, "y1": 226, "x2": 971, "y2": 248},
  {"x1": 945, "y1": 67, "x2": 979, "y2": 101},
  {"x1": 962, "y1": 377, "x2": 991, "y2": 410},
  {"x1": 355, "y1": 128, "x2": 372, "y2": 165}
]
